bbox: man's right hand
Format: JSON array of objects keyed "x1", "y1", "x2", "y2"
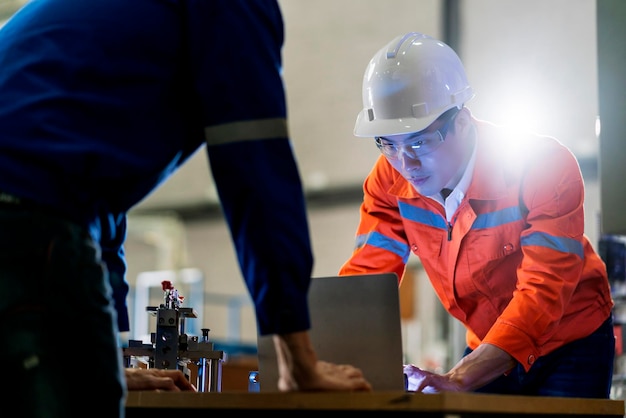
[{"x1": 272, "y1": 331, "x2": 373, "y2": 392}]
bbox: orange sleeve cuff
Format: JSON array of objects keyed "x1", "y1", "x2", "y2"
[{"x1": 481, "y1": 321, "x2": 539, "y2": 373}]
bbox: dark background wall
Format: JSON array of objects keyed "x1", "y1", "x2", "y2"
[{"x1": 597, "y1": 0, "x2": 626, "y2": 236}]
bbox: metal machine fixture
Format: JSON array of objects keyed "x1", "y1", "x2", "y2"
[{"x1": 123, "y1": 280, "x2": 225, "y2": 392}]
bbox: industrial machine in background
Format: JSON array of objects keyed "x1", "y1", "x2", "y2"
[{"x1": 123, "y1": 280, "x2": 225, "y2": 392}]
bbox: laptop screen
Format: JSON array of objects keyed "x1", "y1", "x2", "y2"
[{"x1": 257, "y1": 273, "x2": 405, "y2": 391}]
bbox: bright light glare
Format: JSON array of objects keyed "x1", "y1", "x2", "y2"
[{"x1": 491, "y1": 99, "x2": 544, "y2": 135}]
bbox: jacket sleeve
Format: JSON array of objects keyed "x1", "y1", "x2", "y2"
[
  {"x1": 184, "y1": 0, "x2": 314, "y2": 336},
  {"x1": 482, "y1": 138, "x2": 592, "y2": 370},
  {"x1": 339, "y1": 156, "x2": 409, "y2": 282},
  {"x1": 100, "y1": 212, "x2": 130, "y2": 333}
]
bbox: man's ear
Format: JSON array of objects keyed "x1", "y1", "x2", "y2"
[{"x1": 454, "y1": 106, "x2": 472, "y2": 136}]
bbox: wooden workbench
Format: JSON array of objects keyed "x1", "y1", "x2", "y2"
[{"x1": 126, "y1": 390, "x2": 625, "y2": 417}]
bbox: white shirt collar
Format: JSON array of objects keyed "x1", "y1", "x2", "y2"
[{"x1": 429, "y1": 144, "x2": 477, "y2": 222}]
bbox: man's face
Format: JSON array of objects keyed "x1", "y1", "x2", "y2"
[{"x1": 375, "y1": 108, "x2": 468, "y2": 197}]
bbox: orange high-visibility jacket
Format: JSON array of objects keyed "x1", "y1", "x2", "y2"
[{"x1": 340, "y1": 119, "x2": 613, "y2": 371}]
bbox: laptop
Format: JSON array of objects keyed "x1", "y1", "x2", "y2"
[{"x1": 256, "y1": 272, "x2": 406, "y2": 391}]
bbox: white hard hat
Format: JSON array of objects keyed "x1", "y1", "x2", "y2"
[{"x1": 354, "y1": 32, "x2": 474, "y2": 138}]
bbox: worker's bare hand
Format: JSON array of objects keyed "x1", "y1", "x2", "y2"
[
  {"x1": 403, "y1": 364, "x2": 460, "y2": 393},
  {"x1": 316, "y1": 360, "x2": 373, "y2": 391},
  {"x1": 279, "y1": 360, "x2": 372, "y2": 392},
  {"x1": 125, "y1": 368, "x2": 197, "y2": 392},
  {"x1": 273, "y1": 331, "x2": 372, "y2": 392}
]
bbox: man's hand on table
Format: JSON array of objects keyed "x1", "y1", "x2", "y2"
[{"x1": 125, "y1": 368, "x2": 197, "y2": 391}]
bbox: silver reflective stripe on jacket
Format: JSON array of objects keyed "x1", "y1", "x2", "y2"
[{"x1": 204, "y1": 117, "x2": 288, "y2": 146}]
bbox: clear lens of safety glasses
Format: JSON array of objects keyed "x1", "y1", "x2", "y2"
[
  {"x1": 374, "y1": 106, "x2": 460, "y2": 160},
  {"x1": 375, "y1": 132, "x2": 444, "y2": 159}
]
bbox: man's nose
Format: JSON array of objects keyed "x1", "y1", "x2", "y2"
[{"x1": 398, "y1": 146, "x2": 421, "y2": 168}]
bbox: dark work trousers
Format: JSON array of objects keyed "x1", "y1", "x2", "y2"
[
  {"x1": 464, "y1": 314, "x2": 616, "y2": 398},
  {"x1": 0, "y1": 206, "x2": 126, "y2": 418}
]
